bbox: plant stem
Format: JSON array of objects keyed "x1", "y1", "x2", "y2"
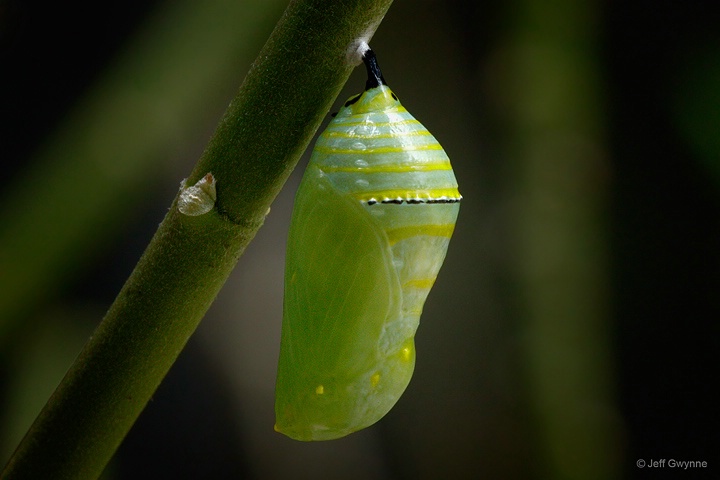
[{"x1": 0, "y1": 0, "x2": 394, "y2": 478}]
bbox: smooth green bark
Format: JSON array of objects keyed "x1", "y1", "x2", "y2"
[{"x1": 1, "y1": 0, "x2": 394, "y2": 478}]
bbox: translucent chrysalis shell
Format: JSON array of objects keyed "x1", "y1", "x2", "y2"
[{"x1": 178, "y1": 173, "x2": 216, "y2": 216}]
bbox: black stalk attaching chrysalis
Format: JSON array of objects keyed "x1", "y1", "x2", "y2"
[{"x1": 363, "y1": 49, "x2": 387, "y2": 90}]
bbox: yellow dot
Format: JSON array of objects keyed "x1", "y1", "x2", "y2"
[
  {"x1": 370, "y1": 373, "x2": 381, "y2": 387},
  {"x1": 315, "y1": 385, "x2": 324, "y2": 395},
  {"x1": 401, "y1": 346, "x2": 412, "y2": 362}
]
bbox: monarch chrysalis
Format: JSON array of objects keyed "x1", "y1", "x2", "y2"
[{"x1": 274, "y1": 47, "x2": 461, "y2": 441}]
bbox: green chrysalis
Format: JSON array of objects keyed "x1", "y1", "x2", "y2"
[{"x1": 275, "y1": 47, "x2": 461, "y2": 441}]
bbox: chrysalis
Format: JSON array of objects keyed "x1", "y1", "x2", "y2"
[{"x1": 275, "y1": 48, "x2": 461, "y2": 441}]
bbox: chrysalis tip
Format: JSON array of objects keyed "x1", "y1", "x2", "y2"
[{"x1": 362, "y1": 48, "x2": 386, "y2": 90}]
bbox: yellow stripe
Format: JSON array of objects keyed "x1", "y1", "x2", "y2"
[
  {"x1": 353, "y1": 188, "x2": 461, "y2": 203},
  {"x1": 323, "y1": 130, "x2": 432, "y2": 140},
  {"x1": 329, "y1": 119, "x2": 421, "y2": 128},
  {"x1": 385, "y1": 223, "x2": 456, "y2": 245},
  {"x1": 314, "y1": 144, "x2": 443, "y2": 155},
  {"x1": 321, "y1": 162, "x2": 452, "y2": 173},
  {"x1": 403, "y1": 278, "x2": 437, "y2": 289}
]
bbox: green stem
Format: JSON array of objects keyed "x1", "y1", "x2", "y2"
[{"x1": 0, "y1": 0, "x2": 393, "y2": 478}]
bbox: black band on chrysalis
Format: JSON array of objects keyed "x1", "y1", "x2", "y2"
[{"x1": 363, "y1": 49, "x2": 387, "y2": 90}]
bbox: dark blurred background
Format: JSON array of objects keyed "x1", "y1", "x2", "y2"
[{"x1": 0, "y1": 0, "x2": 718, "y2": 478}]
